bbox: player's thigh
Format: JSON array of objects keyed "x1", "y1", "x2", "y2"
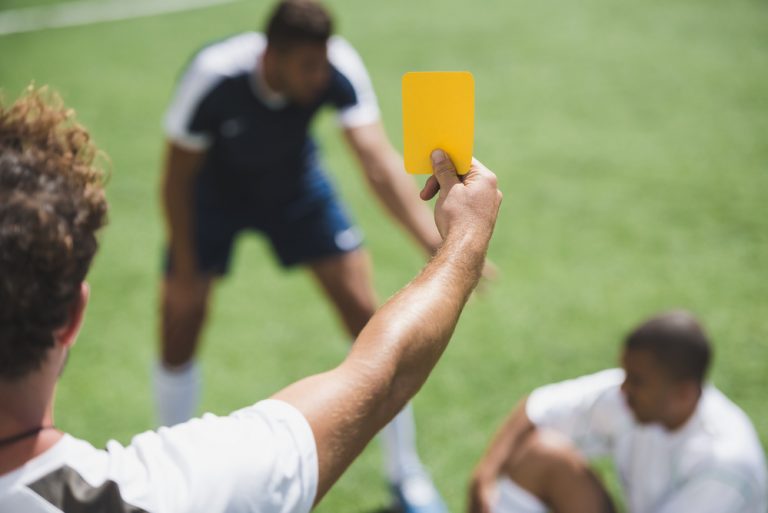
[
  {"x1": 308, "y1": 248, "x2": 376, "y2": 309},
  {"x1": 163, "y1": 204, "x2": 241, "y2": 315},
  {"x1": 165, "y1": 199, "x2": 242, "y2": 279},
  {"x1": 505, "y1": 430, "x2": 615, "y2": 513}
]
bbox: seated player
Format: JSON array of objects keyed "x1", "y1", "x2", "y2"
[
  {"x1": 0, "y1": 87, "x2": 502, "y2": 513},
  {"x1": 469, "y1": 311, "x2": 767, "y2": 513}
]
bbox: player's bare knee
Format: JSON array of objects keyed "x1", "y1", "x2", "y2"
[
  {"x1": 535, "y1": 430, "x2": 590, "y2": 475},
  {"x1": 505, "y1": 430, "x2": 585, "y2": 490}
]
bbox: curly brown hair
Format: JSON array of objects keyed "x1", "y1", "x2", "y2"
[{"x1": 0, "y1": 86, "x2": 108, "y2": 380}]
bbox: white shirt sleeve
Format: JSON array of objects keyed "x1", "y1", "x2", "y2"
[
  {"x1": 526, "y1": 368, "x2": 627, "y2": 458},
  {"x1": 328, "y1": 36, "x2": 381, "y2": 128},
  {"x1": 163, "y1": 55, "x2": 223, "y2": 151},
  {"x1": 122, "y1": 399, "x2": 318, "y2": 513}
]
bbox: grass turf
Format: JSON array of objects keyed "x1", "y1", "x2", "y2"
[{"x1": 1, "y1": 0, "x2": 767, "y2": 510}]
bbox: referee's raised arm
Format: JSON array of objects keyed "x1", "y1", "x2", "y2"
[{"x1": 273, "y1": 149, "x2": 502, "y2": 503}]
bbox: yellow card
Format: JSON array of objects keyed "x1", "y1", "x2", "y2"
[{"x1": 402, "y1": 71, "x2": 474, "y2": 175}]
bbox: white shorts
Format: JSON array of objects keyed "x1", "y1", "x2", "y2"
[{"x1": 493, "y1": 476, "x2": 548, "y2": 513}]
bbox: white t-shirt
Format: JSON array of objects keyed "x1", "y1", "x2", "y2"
[
  {"x1": 526, "y1": 369, "x2": 768, "y2": 513},
  {"x1": 0, "y1": 400, "x2": 318, "y2": 513}
]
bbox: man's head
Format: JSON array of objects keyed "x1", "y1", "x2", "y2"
[
  {"x1": 620, "y1": 310, "x2": 712, "y2": 428},
  {"x1": 263, "y1": 0, "x2": 333, "y2": 104},
  {"x1": 0, "y1": 87, "x2": 108, "y2": 381}
]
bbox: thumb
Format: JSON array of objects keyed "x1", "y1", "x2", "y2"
[{"x1": 431, "y1": 149, "x2": 460, "y2": 190}]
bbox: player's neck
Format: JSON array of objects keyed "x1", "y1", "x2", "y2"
[{"x1": 0, "y1": 369, "x2": 61, "y2": 475}]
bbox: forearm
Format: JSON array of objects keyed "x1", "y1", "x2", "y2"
[
  {"x1": 468, "y1": 401, "x2": 536, "y2": 513},
  {"x1": 275, "y1": 229, "x2": 489, "y2": 501},
  {"x1": 274, "y1": 153, "x2": 501, "y2": 504},
  {"x1": 346, "y1": 228, "x2": 488, "y2": 414},
  {"x1": 474, "y1": 399, "x2": 536, "y2": 479}
]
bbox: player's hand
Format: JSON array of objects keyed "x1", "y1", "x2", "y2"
[
  {"x1": 467, "y1": 469, "x2": 498, "y2": 513},
  {"x1": 420, "y1": 151, "x2": 502, "y2": 244}
]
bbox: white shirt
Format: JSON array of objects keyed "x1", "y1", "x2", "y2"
[
  {"x1": 0, "y1": 400, "x2": 318, "y2": 513},
  {"x1": 527, "y1": 369, "x2": 767, "y2": 513}
]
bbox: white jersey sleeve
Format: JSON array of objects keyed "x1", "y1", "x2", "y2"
[
  {"x1": 163, "y1": 33, "x2": 264, "y2": 151},
  {"x1": 525, "y1": 368, "x2": 628, "y2": 458},
  {"x1": 327, "y1": 36, "x2": 380, "y2": 128},
  {"x1": 163, "y1": 56, "x2": 223, "y2": 151},
  {"x1": 125, "y1": 399, "x2": 319, "y2": 513}
]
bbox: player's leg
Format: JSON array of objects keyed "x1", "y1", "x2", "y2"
[
  {"x1": 495, "y1": 430, "x2": 616, "y2": 513},
  {"x1": 154, "y1": 272, "x2": 213, "y2": 426},
  {"x1": 154, "y1": 204, "x2": 238, "y2": 427},
  {"x1": 307, "y1": 248, "x2": 377, "y2": 336}
]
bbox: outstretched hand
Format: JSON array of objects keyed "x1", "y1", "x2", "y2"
[{"x1": 420, "y1": 149, "x2": 502, "y2": 247}]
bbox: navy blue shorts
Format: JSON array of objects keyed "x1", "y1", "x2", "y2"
[{"x1": 168, "y1": 190, "x2": 363, "y2": 275}]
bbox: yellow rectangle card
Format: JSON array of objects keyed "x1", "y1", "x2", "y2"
[{"x1": 402, "y1": 71, "x2": 474, "y2": 175}]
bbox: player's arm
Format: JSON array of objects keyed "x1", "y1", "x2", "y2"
[
  {"x1": 161, "y1": 141, "x2": 206, "y2": 276},
  {"x1": 468, "y1": 398, "x2": 536, "y2": 513},
  {"x1": 344, "y1": 121, "x2": 443, "y2": 255},
  {"x1": 273, "y1": 152, "x2": 502, "y2": 504}
]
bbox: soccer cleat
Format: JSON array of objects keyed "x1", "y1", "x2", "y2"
[{"x1": 391, "y1": 473, "x2": 448, "y2": 513}]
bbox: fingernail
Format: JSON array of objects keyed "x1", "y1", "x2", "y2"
[{"x1": 431, "y1": 149, "x2": 446, "y2": 164}]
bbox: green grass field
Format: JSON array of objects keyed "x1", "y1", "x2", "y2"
[{"x1": 1, "y1": 0, "x2": 767, "y2": 510}]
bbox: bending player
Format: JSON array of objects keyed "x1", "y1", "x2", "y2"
[
  {"x1": 156, "y1": 1, "x2": 493, "y2": 510},
  {"x1": 0, "y1": 86, "x2": 502, "y2": 512},
  {"x1": 468, "y1": 311, "x2": 767, "y2": 513}
]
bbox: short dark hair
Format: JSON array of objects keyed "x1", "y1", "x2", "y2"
[
  {"x1": 265, "y1": 0, "x2": 333, "y2": 51},
  {"x1": 624, "y1": 310, "x2": 712, "y2": 384},
  {"x1": 0, "y1": 86, "x2": 108, "y2": 380}
]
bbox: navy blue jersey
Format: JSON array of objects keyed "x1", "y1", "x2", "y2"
[{"x1": 164, "y1": 33, "x2": 379, "y2": 210}]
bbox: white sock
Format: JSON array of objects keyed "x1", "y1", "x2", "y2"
[
  {"x1": 380, "y1": 403, "x2": 426, "y2": 484},
  {"x1": 494, "y1": 477, "x2": 547, "y2": 513},
  {"x1": 153, "y1": 360, "x2": 201, "y2": 427}
]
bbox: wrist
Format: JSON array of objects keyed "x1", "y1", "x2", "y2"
[
  {"x1": 432, "y1": 231, "x2": 489, "y2": 289},
  {"x1": 442, "y1": 225, "x2": 492, "y2": 258}
]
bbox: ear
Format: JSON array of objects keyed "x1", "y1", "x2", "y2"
[{"x1": 53, "y1": 283, "x2": 90, "y2": 349}]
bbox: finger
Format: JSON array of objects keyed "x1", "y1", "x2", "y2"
[
  {"x1": 420, "y1": 175, "x2": 440, "y2": 200},
  {"x1": 431, "y1": 149, "x2": 461, "y2": 190}
]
